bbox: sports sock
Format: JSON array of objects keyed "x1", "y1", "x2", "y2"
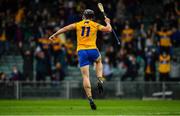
[
  {"x1": 88, "y1": 96, "x2": 94, "y2": 103},
  {"x1": 97, "y1": 77, "x2": 105, "y2": 83}
]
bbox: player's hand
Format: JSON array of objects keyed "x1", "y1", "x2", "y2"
[
  {"x1": 105, "y1": 17, "x2": 111, "y2": 24},
  {"x1": 49, "y1": 35, "x2": 56, "y2": 41}
]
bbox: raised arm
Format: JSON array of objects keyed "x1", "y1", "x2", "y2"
[
  {"x1": 100, "y1": 18, "x2": 112, "y2": 32},
  {"x1": 49, "y1": 23, "x2": 76, "y2": 40}
]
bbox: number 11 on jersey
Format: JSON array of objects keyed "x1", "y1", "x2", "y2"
[{"x1": 81, "y1": 26, "x2": 90, "y2": 37}]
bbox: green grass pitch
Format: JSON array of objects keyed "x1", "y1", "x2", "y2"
[{"x1": 0, "y1": 99, "x2": 180, "y2": 115}]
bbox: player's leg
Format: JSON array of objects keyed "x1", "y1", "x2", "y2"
[
  {"x1": 78, "y1": 50, "x2": 96, "y2": 110},
  {"x1": 88, "y1": 48, "x2": 105, "y2": 94},
  {"x1": 95, "y1": 57, "x2": 103, "y2": 78},
  {"x1": 95, "y1": 57, "x2": 105, "y2": 82},
  {"x1": 95, "y1": 57, "x2": 104, "y2": 94},
  {"x1": 80, "y1": 65, "x2": 96, "y2": 110},
  {"x1": 88, "y1": 49, "x2": 104, "y2": 81},
  {"x1": 87, "y1": 49, "x2": 104, "y2": 94},
  {"x1": 80, "y1": 65, "x2": 91, "y2": 98}
]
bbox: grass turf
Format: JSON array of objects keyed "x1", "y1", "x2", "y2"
[{"x1": 0, "y1": 99, "x2": 180, "y2": 115}]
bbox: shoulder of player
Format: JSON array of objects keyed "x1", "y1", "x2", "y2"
[
  {"x1": 89, "y1": 20, "x2": 102, "y2": 29},
  {"x1": 90, "y1": 20, "x2": 100, "y2": 25}
]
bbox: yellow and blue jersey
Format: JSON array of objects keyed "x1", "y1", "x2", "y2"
[
  {"x1": 52, "y1": 38, "x2": 62, "y2": 51},
  {"x1": 38, "y1": 38, "x2": 51, "y2": 50},
  {"x1": 121, "y1": 28, "x2": 134, "y2": 43},
  {"x1": 157, "y1": 31, "x2": 172, "y2": 47},
  {"x1": 74, "y1": 20, "x2": 104, "y2": 67},
  {"x1": 158, "y1": 55, "x2": 171, "y2": 73},
  {"x1": 75, "y1": 20, "x2": 104, "y2": 51}
]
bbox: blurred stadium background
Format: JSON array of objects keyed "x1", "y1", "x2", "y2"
[{"x1": 0, "y1": 0, "x2": 180, "y2": 103}]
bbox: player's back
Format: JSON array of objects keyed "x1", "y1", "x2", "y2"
[{"x1": 75, "y1": 20, "x2": 101, "y2": 51}]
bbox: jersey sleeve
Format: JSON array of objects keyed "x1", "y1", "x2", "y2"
[{"x1": 96, "y1": 23, "x2": 105, "y2": 31}]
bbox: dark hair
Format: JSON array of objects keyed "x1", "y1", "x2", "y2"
[{"x1": 82, "y1": 9, "x2": 95, "y2": 20}]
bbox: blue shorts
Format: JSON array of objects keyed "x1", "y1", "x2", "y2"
[{"x1": 78, "y1": 49, "x2": 100, "y2": 67}]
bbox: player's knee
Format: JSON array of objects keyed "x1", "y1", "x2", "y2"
[
  {"x1": 82, "y1": 75, "x2": 89, "y2": 79},
  {"x1": 81, "y1": 71, "x2": 89, "y2": 78},
  {"x1": 80, "y1": 66, "x2": 89, "y2": 77}
]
